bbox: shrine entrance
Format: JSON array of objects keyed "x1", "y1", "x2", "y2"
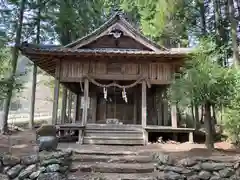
[{"x1": 89, "y1": 79, "x2": 142, "y2": 125}]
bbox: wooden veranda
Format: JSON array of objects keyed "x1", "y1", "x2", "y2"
[{"x1": 20, "y1": 12, "x2": 194, "y2": 145}]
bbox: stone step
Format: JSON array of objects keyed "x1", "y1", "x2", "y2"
[
  {"x1": 83, "y1": 137, "x2": 144, "y2": 145},
  {"x1": 68, "y1": 172, "x2": 157, "y2": 180},
  {"x1": 70, "y1": 162, "x2": 155, "y2": 174},
  {"x1": 72, "y1": 154, "x2": 154, "y2": 163},
  {"x1": 71, "y1": 149, "x2": 138, "y2": 156}
]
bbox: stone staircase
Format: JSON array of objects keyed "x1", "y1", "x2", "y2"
[
  {"x1": 68, "y1": 149, "x2": 157, "y2": 180},
  {"x1": 83, "y1": 124, "x2": 145, "y2": 145}
]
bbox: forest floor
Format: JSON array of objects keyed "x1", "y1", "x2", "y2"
[{"x1": 0, "y1": 130, "x2": 239, "y2": 159}]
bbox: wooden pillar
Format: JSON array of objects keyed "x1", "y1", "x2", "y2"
[
  {"x1": 91, "y1": 95, "x2": 97, "y2": 123},
  {"x1": 52, "y1": 62, "x2": 60, "y2": 125},
  {"x1": 60, "y1": 86, "x2": 67, "y2": 124},
  {"x1": 157, "y1": 88, "x2": 163, "y2": 126},
  {"x1": 133, "y1": 92, "x2": 137, "y2": 124},
  {"x1": 29, "y1": 64, "x2": 37, "y2": 129},
  {"x1": 171, "y1": 104, "x2": 177, "y2": 128},
  {"x1": 67, "y1": 91, "x2": 72, "y2": 122},
  {"x1": 81, "y1": 78, "x2": 89, "y2": 126},
  {"x1": 141, "y1": 81, "x2": 147, "y2": 127},
  {"x1": 75, "y1": 94, "x2": 80, "y2": 123}
]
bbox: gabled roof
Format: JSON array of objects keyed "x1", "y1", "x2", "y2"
[{"x1": 65, "y1": 12, "x2": 167, "y2": 52}]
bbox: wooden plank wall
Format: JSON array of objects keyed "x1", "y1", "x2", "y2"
[{"x1": 60, "y1": 61, "x2": 177, "y2": 84}]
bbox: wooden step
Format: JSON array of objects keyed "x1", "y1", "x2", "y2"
[
  {"x1": 84, "y1": 132, "x2": 143, "y2": 138},
  {"x1": 70, "y1": 162, "x2": 155, "y2": 174},
  {"x1": 83, "y1": 136, "x2": 144, "y2": 145},
  {"x1": 72, "y1": 154, "x2": 154, "y2": 163},
  {"x1": 85, "y1": 130, "x2": 143, "y2": 134},
  {"x1": 85, "y1": 124, "x2": 143, "y2": 131}
]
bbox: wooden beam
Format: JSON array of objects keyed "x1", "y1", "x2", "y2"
[
  {"x1": 52, "y1": 61, "x2": 60, "y2": 125},
  {"x1": 81, "y1": 78, "x2": 89, "y2": 125},
  {"x1": 60, "y1": 86, "x2": 67, "y2": 124},
  {"x1": 141, "y1": 81, "x2": 147, "y2": 127},
  {"x1": 171, "y1": 104, "x2": 177, "y2": 128}
]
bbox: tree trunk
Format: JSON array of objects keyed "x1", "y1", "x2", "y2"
[
  {"x1": 2, "y1": 0, "x2": 26, "y2": 134},
  {"x1": 194, "y1": 105, "x2": 199, "y2": 129},
  {"x1": 199, "y1": 0, "x2": 206, "y2": 36},
  {"x1": 229, "y1": 0, "x2": 240, "y2": 66},
  {"x1": 204, "y1": 101, "x2": 214, "y2": 150},
  {"x1": 29, "y1": 0, "x2": 41, "y2": 129}
]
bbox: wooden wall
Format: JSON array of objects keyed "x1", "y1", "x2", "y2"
[{"x1": 60, "y1": 60, "x2": 179, "y2": 84}]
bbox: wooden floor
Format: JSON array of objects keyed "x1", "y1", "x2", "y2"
[{"x1": 145, "y1": 125, "x2": 195, "y2": 133}]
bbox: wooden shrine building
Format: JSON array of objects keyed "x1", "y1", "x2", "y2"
[{"x1": 20, "y1": 12, "x2": 194, "y2": 145}]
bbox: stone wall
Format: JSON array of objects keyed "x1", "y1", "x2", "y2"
[
  {"x1": 0, "y1": 150, "x2": 72, "y2": 180},
  {"x1": 154, "y1": 153, "x2": 240, "y2": 180}
]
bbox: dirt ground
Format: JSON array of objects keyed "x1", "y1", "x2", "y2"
[{"x1": 1, "y1": 130, "x2": 240, "y2": 158}]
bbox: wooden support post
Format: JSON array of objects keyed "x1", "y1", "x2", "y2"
[
  {"x1": 60, "y1": 86, "x2": 67, "y2": 124},
  {"x1": 91, "y1": 95, "x2": 97, "y2": 123},
  {"x1": 75, "y1": 94, "x2": 80, "y2": 123},
  {"x1": 141, "y1": 81, "x2": 147, "y2": 127},
  {"x1": 67, "y1": 91, "x2": 72, "y2": 122},
  {"x1": 29, "y1": 64, "x2": 37, "y2": 129},
  {"x1": 81, "y1": 78, "x2": 89, "y2": 126},
  {"x1": 52, "y1": 63, "x2": 60, "y2": 125},
  {"x1": 171, "y1": 104, "x2": 177, "y2": 128},
  {"x1": 157, "y1": 88, "x2": 163, "y2": 126},
  {"x1": 133, "y1": 92, "x2": 137, "y2": 125}
]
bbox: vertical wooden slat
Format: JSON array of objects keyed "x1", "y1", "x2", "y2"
[
  {"x1": 163, "y1": 89, "x2": 169, "y2": 126},
  {"x1": 60, "y1": 86, "x2": 67, "y2": 124},
  {"x1": 72, "y1": 94, "x2": 77, "y2": 124},
  {"x1": 82, "y1": 78, "x2": 89, "y2": 126},
  {"x1": 157, "y1": 88, "x2": 163, "y2": 125},
  {"x1": 74, "y1": 94, "x2": 80, "y2": 123},
  {"x1": 141, "y1": 81, "x2": 147, "y2": 127},
  {"x1": 91, "y1": 95, "x2": 97, "y2": 123},
  {"x1": 133, "y1": 91, "x2": 137, "y2": 124},
  {"x1": 52, "y1": 61, "x2": 60, "y2": 125}
]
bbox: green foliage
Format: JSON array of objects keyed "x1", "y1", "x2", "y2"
[
  {"x1": 169, "y1": 38, "x2": 236, "y2": 108},
  {"x1": 222, "y1": 71, "x2": 240, "y2": 145},
  {"x1": 0, "y1": 48, "x2": 24, "y2": 100}
]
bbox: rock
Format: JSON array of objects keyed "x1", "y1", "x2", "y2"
[
  {"x1": 188, "y1": 175, "x2": 200, "y2": 180},
  {"x1": 3, "y1": 166, "x2": 11, "y2": 174},
  {"x1": 2, "y1": 155, "x2": 20, "y2": 166},
  {"x1": 37, "y1": 172, "x2": 67, "y2": 180},
  {"x1": 46, "y1": 164, "x2": 61, "y2": 172},
  {"x1": 157, "y1": 165, "x2": 192, "y2": 175},
  {"x1": 59, "y1": 166, "x2": 68, "y2": 173},
  {"x1": 0, "y1": 173, "x2": 9, "y2": 180},
  {"x1": 190, "y1": 164, "x2": 201, "y2": 171},
  {"x1": 39, "y1": 151, "x2": 70, "y2": 161},
  {"x1": 18, "y1": 164, "x2": 37, "y2": 179},
  {"x1": 230, "y1": 175, "x2": 240, "y2": 180},
  {"x1": 37, "y1": 136, "x2": 58, "y2": 152},
  {"x1": 39, "y1": 166, "x2": 46, "y2": 173},
  {"x1": 178, "y1": 158, "x2": 197, "y2": 167},
  {"x1": 7, "y1": 164, "x2": 25, "y2": 179},
  {"x1": 154, "y1": 153, "x2": 174, "y2": 165},
  {"x1": 218, "y1": 168, "x2": 234, "y2": 178},
  {"x1": 163, "y1": 171, "x2": 184, "y2": 180},
  {"x1": 21, "y1": 155, "x2": 39, "y2": 165},
  {"x1": 36, "y1": 125, "x2": 57, "y2": 137},
  {"x1": 29, "y1": 170, "x2": 41, "y2": 179},
  {"x1": 198, "y1": 170, "x2": 212, "y2": 180},
  {"x1": 209, "y1": 176, "x2": 221, "y2": 180},
  {"x1": 40, "y1": 158, "x2": 63, "y2": 166},
  {"x1": 200, "y1": 162, "x2": 226, "y2": 171}
]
